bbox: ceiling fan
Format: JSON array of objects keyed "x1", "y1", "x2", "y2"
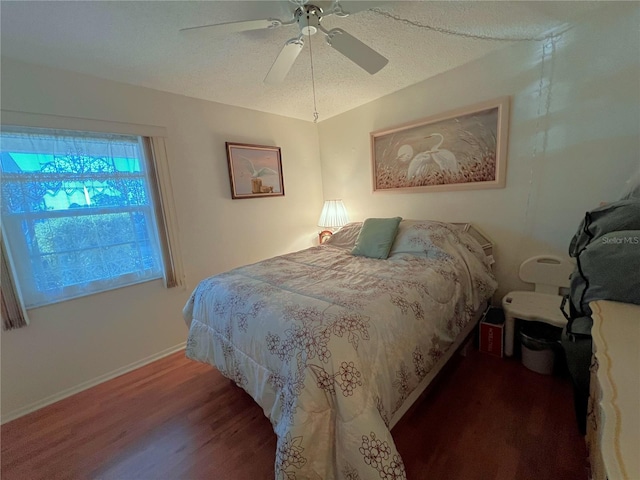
[{"x1": 180, "y1": 0, "x2": 389, "y2": 85}]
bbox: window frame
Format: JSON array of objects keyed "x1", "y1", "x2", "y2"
[{"x1": 0, "y1": 119, "x2": 183, "y2": 312}]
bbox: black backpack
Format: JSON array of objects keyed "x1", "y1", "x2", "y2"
[
  {"x1": 562, "y1": 199, "x2": 640, "y2": 338},
  {"x1": 561, "y1": 199, "x2": 640, "y2": 434}
]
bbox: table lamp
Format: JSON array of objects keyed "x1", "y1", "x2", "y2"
[{"x1": 317, "y1": 200, "x2": 349, "y2": 244}]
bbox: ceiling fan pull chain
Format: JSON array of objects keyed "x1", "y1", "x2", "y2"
[{"x1": 307, "y1": 13, "x2": 320, "y2": 123}]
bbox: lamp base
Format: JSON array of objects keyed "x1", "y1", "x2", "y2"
[{"x1": 318, "y1": 230, "x2": 333, "y2": 244}]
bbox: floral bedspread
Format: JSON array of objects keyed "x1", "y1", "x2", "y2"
[{"x1": 183, "y1": 223, "x2": 496, "y2": 479}]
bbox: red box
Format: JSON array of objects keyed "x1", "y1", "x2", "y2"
[{"x1": 479, "y1": 307, "x2": 504, "y2": 357}]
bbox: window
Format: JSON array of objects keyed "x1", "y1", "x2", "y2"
[{"x1": 0, "y1": 128, "x2": 168, "y2": 308}]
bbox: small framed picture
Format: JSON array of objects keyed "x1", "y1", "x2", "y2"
[{"x1": 226, "y1": 142, "x2": 284, "y2": 199}]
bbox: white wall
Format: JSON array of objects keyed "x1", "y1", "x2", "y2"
[
  {"x1": 0, "y1": 59, "x2": 323, "y2": 419},
  {"x1": 318, "y1": 4, "x2": 640, "y2": 300}
]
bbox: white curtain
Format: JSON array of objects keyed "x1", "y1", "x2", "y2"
[
  {"x1": 1, "y1": 229, "x2": 29, "y2": 330},
  {"x1": 0, "y1": 127, "x2": 182, "y2": 310},
  {"x1": 146, "y1": 136, "x2": 185, "y2": 289}
]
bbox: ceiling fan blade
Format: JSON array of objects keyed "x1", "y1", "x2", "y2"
[
  {"x1": 180, "y1": 18, "x2": 284, "y2": 36},
  {"x1": 326, "y1": 28, "x2": 388, "y2": 74},
  {"x1": 264, "y1": 38, "x2": 304, "y2": 85}
]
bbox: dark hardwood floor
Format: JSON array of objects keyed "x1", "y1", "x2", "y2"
[{"x1": 1, "y1": 347, "x2": 587, "y2": 480}]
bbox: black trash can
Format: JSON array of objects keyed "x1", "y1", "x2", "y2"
[{"x1": 519, "y1": 321, "x2": 562, "y2": 375}]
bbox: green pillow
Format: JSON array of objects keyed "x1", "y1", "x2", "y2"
[{"x1": 351, "y1": 217, "x2": 403, "y2": 259}]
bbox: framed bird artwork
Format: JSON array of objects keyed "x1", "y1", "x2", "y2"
[
  {"x1": 226, "y1": 142, "x2": 285, "y2": 199},
  {"x1": 370, "y1": 96, "x2": 510, "y2": 193}
]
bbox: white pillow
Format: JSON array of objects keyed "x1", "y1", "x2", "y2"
[
  {"x1": 389, "y1": 220, "x2": 459, "y2": 256},
  {"x1": 323, "y1": 222, "x2": 362, "y2": 249}
]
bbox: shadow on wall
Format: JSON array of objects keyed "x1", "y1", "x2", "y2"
[
  {"x1": 496, "y1": 18, "x2": 638, "y2": 295},
  {"x1": 489, "y1": 226, "x2": 574, "y2": 303},
  {"x1": 318, "y1": 4, "x2": 639, "y2": 301}
]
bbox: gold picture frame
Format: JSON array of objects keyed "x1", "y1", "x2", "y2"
[
  {"x1": 226, "y1": 142, "x2": 285, "y2": 199},
  {"x1": 371, "y1": 96, "x2": 510, "y2": 193}
]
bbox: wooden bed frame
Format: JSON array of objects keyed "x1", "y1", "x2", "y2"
[{"x1": 390, "y1": 301, "x2": 487, "y2": 428}]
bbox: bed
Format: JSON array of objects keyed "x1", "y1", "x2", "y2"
[{"x1": 183, "y1": 219, "x2": 497, "y2": 479}]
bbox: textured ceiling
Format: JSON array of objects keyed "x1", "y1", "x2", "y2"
[{"x1": 1, "y1": 1, "x2": 603, "y2": 122}]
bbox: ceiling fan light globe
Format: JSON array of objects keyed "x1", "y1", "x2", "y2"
[{"x1": 301, "y1": 25, "x2": 318, "y2": 36}]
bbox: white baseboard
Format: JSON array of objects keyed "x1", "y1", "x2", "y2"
[{"x1": 1, "y1": 342, "x2": 186, "y2": 425}]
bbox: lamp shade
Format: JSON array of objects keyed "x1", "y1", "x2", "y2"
[{"x1": 318, "y1": 200, "x2": 349, "y2": 228}]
